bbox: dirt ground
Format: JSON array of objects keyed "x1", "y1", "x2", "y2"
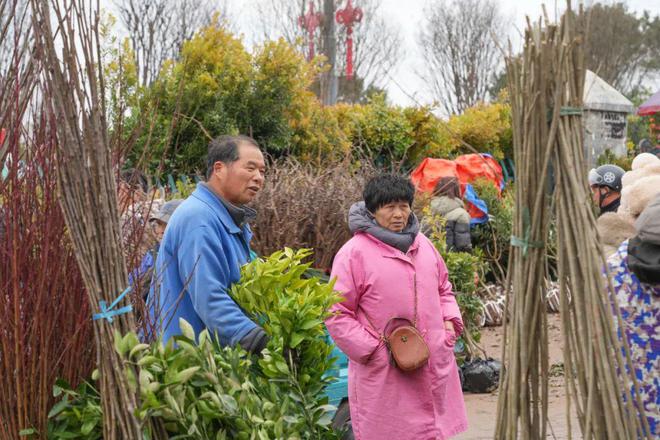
[{"x1": 455, "y1": 313, "x2": 582, "y2": 439}]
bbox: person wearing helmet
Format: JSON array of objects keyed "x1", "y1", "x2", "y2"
[{"x1": 588, "y1": 164, "x2": 625, "y2": 216}]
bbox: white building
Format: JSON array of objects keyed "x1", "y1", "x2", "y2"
[{"x1": 583, "y1": 70, "x2": 635, "y2": 166}]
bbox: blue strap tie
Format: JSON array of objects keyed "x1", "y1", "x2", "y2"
[{"x1": 93, "y1": 286, "x2": 133, "y2": 322}]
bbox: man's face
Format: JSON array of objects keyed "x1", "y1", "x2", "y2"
[
  {"x1": 590, "y1": 185, "x2": 602, "y2": 205},
  {"x1": 214, "y1": 143, "x2": 266, "y2": 205},
  {"x1": 591, "y1": 185, "x2": 620, "y2": 207}
]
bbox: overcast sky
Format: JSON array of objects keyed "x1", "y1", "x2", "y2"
[{"x1": 223, "y1": 0, "x2": 660, "y2": 107}]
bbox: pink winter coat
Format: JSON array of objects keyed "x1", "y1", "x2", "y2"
[{"x1": 326, "y1": 232, "x2": 468, "y2": 440}]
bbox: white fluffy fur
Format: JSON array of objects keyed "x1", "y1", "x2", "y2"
[
  {"x1": 631, "y1": 152, "x2": 660, "y2": 170},
  {"x1": 621, "y1": 163, "x2": 660, "y2": 187},
  {"x1": 620, "y1": 174, "x2": 660, "y2": 217},
  {"x1": 596, "y1": 212, "x2": 636, "y2": 257}
]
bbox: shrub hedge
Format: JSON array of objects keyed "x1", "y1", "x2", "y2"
[{"x1": 117, "y1": 20, "x2": 514, "y2": 176}]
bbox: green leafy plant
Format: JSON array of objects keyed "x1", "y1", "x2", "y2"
[
  {"x1": 46, "y1": 248, "x2": 342, "y2": 439},
  {"x1": 126, "y1": 325, "x2": 339, "y2": 439},
  {"x1": 470, "y1": 178, "x2": 514, "y2": 284},
  {"x1": 596, "y1": 148, "x2": 633, "y2": 170},
  {"x1": 47, "y1": 379, "x2": 102, "y2": 439},
  {"x1": 172, "y1": 178, "x2": 197, "y2": 200},
  {"x1": 230, "y1": 248, "x2": 342, "y2": 407}
]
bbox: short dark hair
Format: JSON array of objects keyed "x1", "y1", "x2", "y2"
[
  {"x1": 434, "y1": 176, "x2": 461, "y2": 199},
  {"x1": 120, "y1": 168, "x2": 149, "y2": 193},
  {"x1": 206, "y1": 135, "x2": 260, "y2": 179},
  {"x1": 363, "y1": 174, "x2": 415, "y2": 213}
]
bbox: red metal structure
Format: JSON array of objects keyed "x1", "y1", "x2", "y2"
[
  {"x1": 298, "y1": 2, "x2": 323, "y2": 61},
  {"x1": 336, "y1": 0, "x2": 363, "y2": 80}
]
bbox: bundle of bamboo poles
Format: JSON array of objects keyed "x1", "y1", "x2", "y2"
[
  {"x1": 552, "y1": 10, "x2": 652, "y2": 440},
  {"x1": 494, "y1": 11, "x2": 555, "y2": 439},
  {"x1": 496, "y1": 2, "x2": 650, "y2": 439},
  {"x1": 30, "y1": 0, "x2": 146, "y2": 438}
]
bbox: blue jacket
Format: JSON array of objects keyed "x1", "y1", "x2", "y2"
[{"x1": 148, "y1": 183, "x2": 256, "y2": 345}]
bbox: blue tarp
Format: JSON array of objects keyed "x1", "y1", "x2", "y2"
[{"x1": 464, "y1": 184, "x2": 489, "y2": 226}]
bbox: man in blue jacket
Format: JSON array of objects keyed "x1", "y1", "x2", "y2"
[{"x1": 148, "y1": 135, "x2": 268, "y2": 354}]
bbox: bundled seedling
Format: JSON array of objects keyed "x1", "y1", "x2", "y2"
[
  {"x1": 422, "y1": 208, "x2": 487, "y2": 357},
  {"x1": 30, "y1": 1, "x2": 154, "y2": 437},
  {"x1": 495, "y1": 10, "x2": 556, "y2": 437},
  {"x1": 551, "y1": 10, "x2": 651, "y2": 440},
  {"x1": 0, "y1": 2, "x2": 98, "y2": 438},
  {"x1": 496, "y1": 2, "x2": 649, "y2": 439}
]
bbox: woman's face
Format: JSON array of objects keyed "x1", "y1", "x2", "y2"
[
  {"x1": 151, "y1": 220, "x2": 167, "y2": 241},
  {"x1": 373, "y1": 201, "x2": 411, "y2": 232}
]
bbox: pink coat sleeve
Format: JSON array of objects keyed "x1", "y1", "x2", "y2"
[
  {"x1": 437, "y1": 253, "x2": 465, "y2": 336},
  {"x1": 325, "y1": 247, "x2": 381, "y2": 365}
]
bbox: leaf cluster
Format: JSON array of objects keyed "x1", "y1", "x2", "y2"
[
  {"x1": 46, "y1": 380, "x2": 102, "y2": 440},
  {"x1": 47, "y1": 249, "x2": 343, "y2": 439},
  {"x1": 114, "y1": 17, "x2": 515, "y2": 175},
  {"x1": 470, "y1": 178, "x2": 514, "y2": 284},
  {"x1": 230, "y1": 248, "x2": 342, "y2": 409}
]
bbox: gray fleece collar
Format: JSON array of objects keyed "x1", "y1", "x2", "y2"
[{"x1": 348, "y1": 201, "x2": 419, "y2": 253}]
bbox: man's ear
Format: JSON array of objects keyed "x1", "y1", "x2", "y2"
[{"x1": 212, "y1": 161, "x2": 225, "y2": 176}]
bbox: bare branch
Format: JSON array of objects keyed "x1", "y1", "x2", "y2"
[
  {"x1": 114, "y1": 0, "x2": 229, "y2": 86},
  {"x1": 419, "y1": 0, "x2": 505, "y2": 115}
]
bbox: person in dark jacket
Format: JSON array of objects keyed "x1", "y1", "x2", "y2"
[
  {"x1": 429, "y1": 176, "x2": 472, "y2": 252},
  {"x1": 597, "y1": 154, "x2": 660, "y2": 256},
  {"x1": 606, "y1": 194, "x2": 660, "y2": 436},
  {"x1": 588, "y1": 164, "x2": 624, "y2": 216}
]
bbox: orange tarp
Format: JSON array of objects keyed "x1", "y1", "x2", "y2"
[
  {"x1": 411, "y1": 154, "x2": 503, "y2": 195},
  {"x1": 410, "y1": 154, "x2": 504, "y2": 220}
]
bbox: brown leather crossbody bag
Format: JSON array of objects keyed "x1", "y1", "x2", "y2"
[{"x1": 364, "y1": 274, "x2": 430, "y2": 372}]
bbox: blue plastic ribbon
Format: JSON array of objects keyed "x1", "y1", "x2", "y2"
[
  {"x1": 463, "y1": 184, "x2": 489, "y2": 226},
  {"x1": 93, "y1": 286, "x2": 133, "y2": 323}
]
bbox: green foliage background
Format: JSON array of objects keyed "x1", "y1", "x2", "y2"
[
  {"x1": 112, "y1": 19, "x2": 514, "y2": 176},
  {"x1": 422, "y1": 205, "x2": 487, "y2": 357}
]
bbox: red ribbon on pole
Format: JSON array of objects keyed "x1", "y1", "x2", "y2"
[
  {"x1": 298, "y1": 2, "x2": 323, "y2": 61},
  {"x1": 336, "y1": 0, "x2": 363, "y2": 80}
]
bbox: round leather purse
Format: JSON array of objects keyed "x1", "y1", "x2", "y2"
[{"x1": 363, "y1": 274, "x2": 430, "y2": 372}]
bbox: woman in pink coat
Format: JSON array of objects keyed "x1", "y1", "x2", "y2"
[{"x1": 326, "y1": 175, "x2": 468, "y2": 440}]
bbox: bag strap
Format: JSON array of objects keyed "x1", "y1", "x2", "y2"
[
  {"x1": 361, "y1": 272, "x2": 419, "y2": 337},
  {"x1": 413, "y1": 273, "x2": 418, "y2": 328}
]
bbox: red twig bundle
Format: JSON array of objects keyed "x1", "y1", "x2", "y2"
[{"x1": 1, "y1": 2, "x2": 95, "y2": 438}]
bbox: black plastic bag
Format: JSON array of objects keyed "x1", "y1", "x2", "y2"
[
  {"x1": 458, "y1": 363, "x2": 465, "y2": 389},
  {"x1": 461, "y1": 358, "x2": 502, "y2": 393}
]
